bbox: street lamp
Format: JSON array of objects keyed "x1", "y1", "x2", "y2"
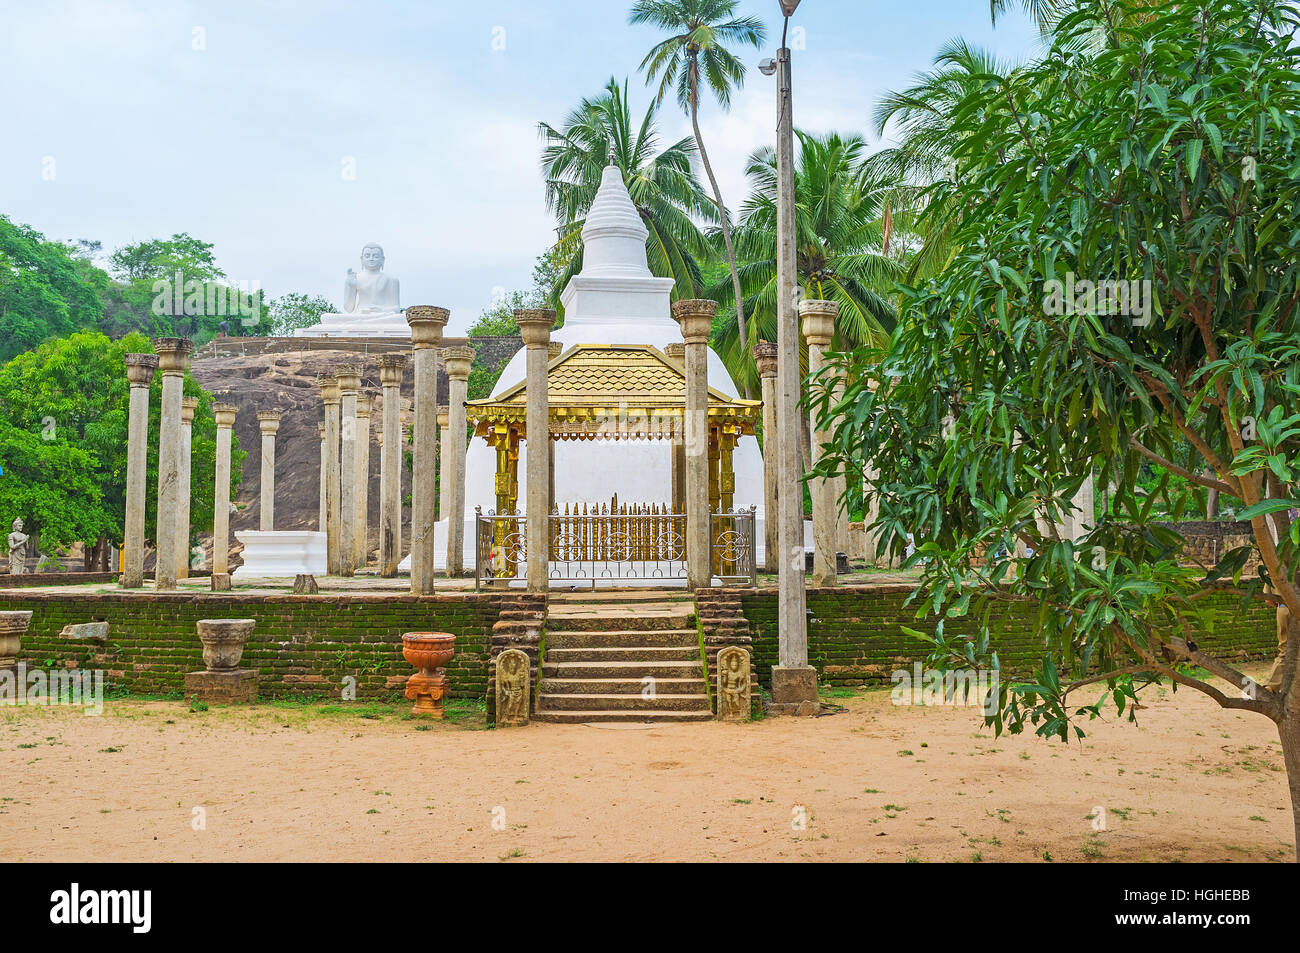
[{"x1": 764, "y1": 0, "x2": 817, "y2": 713}]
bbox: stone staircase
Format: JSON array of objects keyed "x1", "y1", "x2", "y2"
[{"x1": 534, "y1": 591, "x2": 713, "y2": 724}]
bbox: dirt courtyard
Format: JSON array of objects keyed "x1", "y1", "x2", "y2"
[{"x1": 2, "y1": 667, "x2": 1293, "y2": 862}]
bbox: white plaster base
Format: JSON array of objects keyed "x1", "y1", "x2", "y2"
[
  {"x1": 233, "y1": 531, "x2": 327, "y2": 579},
  {"x1": 294, "y1": 312, "x2": 410, "y2": 338}
]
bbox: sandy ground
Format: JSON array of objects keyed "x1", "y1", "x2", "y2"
[{"x1": 1, "y1": 666, "x2": 1292, "y2": 863}]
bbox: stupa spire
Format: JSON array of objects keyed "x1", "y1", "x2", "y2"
[{"x1": 579, "y1": 151, "x2": 651, "y2": 279}]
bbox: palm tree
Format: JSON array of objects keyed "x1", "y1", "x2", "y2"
[
  {"x1": 539, "y1": 78, "x2": 717, "y2": 306},
  {"x1": 629, "y1": 0, "x2": 766, "y2": 394},
  {"x1": 863, "y1": 38, "x2": 1015, "y2": 281},
  {"x1": 989, "y1": 0, "x2": 1066, "y2": 30},
  {"x1": 710, "y1": 131, "x2": 901, "y2": 395}
]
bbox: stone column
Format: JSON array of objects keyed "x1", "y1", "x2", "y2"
[
  {"x1": 335, "y1": 363, "x2": 362, "y2": 577},
  {"x1": 407, "y1": 307, "x2": 449, "y2": 593},
  {"x1": 665, "y1": 342, "x2": 687, "y2": 513},
  {"x1": 176, "y1": 396, "x2": 198, "y2": 579},
  {"x1": 515, "y1": 310, "x2": 554, "y2": 592},
  {"x1": 437, "y1": 404, "x2": 450, "y2": 521},
  {"x1": 379, "y1": 356, "x2": 406, "y2": 578},
  {"x1": 772, "y1": 42, "x2": 816, "y2": 709},
  {"x1": 442, "y1": 345, "x2": 476, "y2": 578},
  {"x1": 673, "y1": 299, "x2": 716, "y2": 590},
  {"x1": 755, "y1": 341, "x2": 779, "y2": 573},
  {"x1": 355, "y1": 399, "x2": 373, "y2": 568},
  {"x1": 212, "y1": 403, "x2": 236, "y2": 576},
  {"x1": 121, "y1": 353, "x2": 158, "y2": 589},
  {"x1": 257, "y1": 411, "x2": 282, "y2": 531},
  {"x1": 319, "y1": 375, "x2": 342, "y2": 575},
  {"x1": 318, "y1": 423, "x2": 327, "y2": 532},
  {"x1": 801, "y1": 299, "x2": 838, "y2": 587},
  {"x1": 153, "y1": 338, "x2": 192, "y2": 591}
]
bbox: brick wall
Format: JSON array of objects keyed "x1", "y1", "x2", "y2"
[
  {"x1": 741, "y1": 584, "x2": 1279, "y2": 688},
  {"x1": 0, "y1": 592, "x2": 507, "y2": 701}
]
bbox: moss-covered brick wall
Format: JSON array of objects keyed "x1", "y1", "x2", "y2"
[
  {"x1": 740, "y1": 584, "x2": 1279, "y2": 687},
  {"x1": 0, "y1": 592, "x2": 506, "y2": 700}
]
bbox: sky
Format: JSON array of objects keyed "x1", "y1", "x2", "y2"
[{"x1": 1, "y1": 0, "x2": 1044, "y2": 335}]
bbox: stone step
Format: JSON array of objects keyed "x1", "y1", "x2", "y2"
[
  {"x1": 536, "y1": 692, "x2": 711, "y2": 712},
  {"x1": 549, "y1": 590, "x2": 695, "y2": 605},
  {"x1": 542, "y1": 659, "x2": 704, "y2": 679},
  {"x1": 544, "y1": 646, "x2": 701, "y2": 663},
  {"x1": 544, "y1": 613, "x2": 694, "y2": 632},
  {"x1": 547, "y1": 629, "x2": 698, "y2": 648},
  {"x1": 532, "y1": 709, "x2": 716, "y2": 724},
  {"x1": 539, "y1": 677, "x2": 707, "y2": 695}
]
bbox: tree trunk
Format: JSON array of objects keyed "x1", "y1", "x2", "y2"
[
  {"x1": 688, "y1": 76, "x2": 752, "y2": 399},
  {"x1": 1278, "y1": 704, "x2": 1300, "y2": 861}
]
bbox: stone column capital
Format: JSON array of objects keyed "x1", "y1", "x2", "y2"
[
  {"x1": 257, "y1": 411, "x2": 282, "y2": 434},
  {"x1": 379, "y1": 354, "x2": 407, "y2": 386},
  {"x1": 664, "y1": 342, "x2": 685, "y2": 361},
  {"x1": 125, "y1": 353, "x2": 159, "y2": 386},
  {"x1": 213, "y1": 403, "x2": 238, "y2": 428},
  {"x1": 672, "y1": 299, "x2": 717, "y2": 344},
  {"x1": 335, "y1": 364, "x2": 362, "y2": 395},
  {"x1": 754, "y1": 341, "x2": 779, "y2": 377},
  {"x1": 547, "y1": 341, "x2": 563, "y2": 360},
  {"x1": 798, "y1": 299, "x2": 838, "y2": 347},
  {"x1": 318, "y1": 374, "x2": 340, "y2": 405},
  {"x1": 441, "y1": 345, "x2": 476, "y2": 380},
  {"x1": 180, "y1": 396, "x2": 199, "y2": 424},
  {"x1": 406, "y1": 305, "x2": 450, "y2": 348},
  {"x1": 437, "y1": 404, "x2": 450, "y2": 428},
  {"x1": 515, "y1": 309, "x2": 556, "y2": 348},
  {"x1": 152, "y1": 338, "x2": 193, "y2": 374}
]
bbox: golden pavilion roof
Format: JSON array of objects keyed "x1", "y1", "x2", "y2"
[{"x1": 466, "y1": 344, "x2": 760, "y2": 441}]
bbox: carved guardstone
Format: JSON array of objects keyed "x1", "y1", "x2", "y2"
[
  {"x1": 495, "y1": 648, "x2": 531, "y2": 727},
  {"x1": 716, "y1": 646, "x2": 752, "y2": 722}
]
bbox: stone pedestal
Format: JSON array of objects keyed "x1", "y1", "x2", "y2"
[
  {"x1": 769, "y1": 665, "x2": 819, "y2": 716},
  {"x1": 407, "y1": 308, "x2": 449, "y2": 593},
  {"x1": 122, "y1": 354, "x2": 159, "y2": 589},
  {"x1": 210, "y1": 572, "x2": 231, "y2": 592},
  {"x1": 177, "y1": 396, "x2": 198, "y2": 578},
  {"x1": 442, "y1": 345, "x2": 475, "y2": 578},
  {"x1": 257, "y1": 411, "x2": 282, "y2": 531},
  {"x1": 673, "y1": 299, "x2": 717, "y2": 590},
  {"x1": 336, "y1": 364, "x2": 362, "y2": 576},
  {"x1": 213, "y1": 403, "x2": 237, "y2": 576},
  {"x1": 153, "y1": 338, "x2": 192, "y2": 591},
  {"x1": 515, "y1": 310, "x2": 554, "y2": 592},
  {"x1": 755, "y1": 342, "x2": 779, "y2": 573},
  {"x1": 379, "y1": 356, "x2": 406, "y2": 577},
  {"x1": 185, "y1": 669, "x2": 257, "y2": 704},
  {"x1": 801, "y1": 300, "x2": 838, "y2": 588}
]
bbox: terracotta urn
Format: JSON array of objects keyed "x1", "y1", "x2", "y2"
[
  {"x1": 196, "y1": 618, "x2": 256, "y2": 672},
  {"x1": 402, "y1": 632, "x2": 456, "y2": 717},
  {"x1": 0, "y1": 611, "x2": 31, "y2": 666}
]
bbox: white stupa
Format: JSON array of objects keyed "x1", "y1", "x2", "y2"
[{"x1": 416, "y1": 159, "x2": 766, "y2": 572}]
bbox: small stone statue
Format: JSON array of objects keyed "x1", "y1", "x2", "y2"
[
  {"x1": 717, "y1": 646, "x2": 751, "y2": 722},
  {"x1": 7, "y1": 518, "x2": 29, "y2": 575},
  {"x1": 496, "y1": 649, "x2": 530, "y2": 726}
]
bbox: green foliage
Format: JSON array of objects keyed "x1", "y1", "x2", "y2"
[
  {"x1": 0, "y1": 331, "x2": 243, "y2": 551},
  {"x1": 711, "y1": 131, "x2": 901, "y2": 393},
  {"x1": 812, "y1": 0, "x2": 1300, "y2": 746},
  {"x1": 266, "y1": 293, "x2": 338, "y2": 337},
  {"x1": 108, "y1": 233, "x2": 224, "y2": 284},
  {"x1": 0, "y1": 216, "x2": 104, "y2": 364}
]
